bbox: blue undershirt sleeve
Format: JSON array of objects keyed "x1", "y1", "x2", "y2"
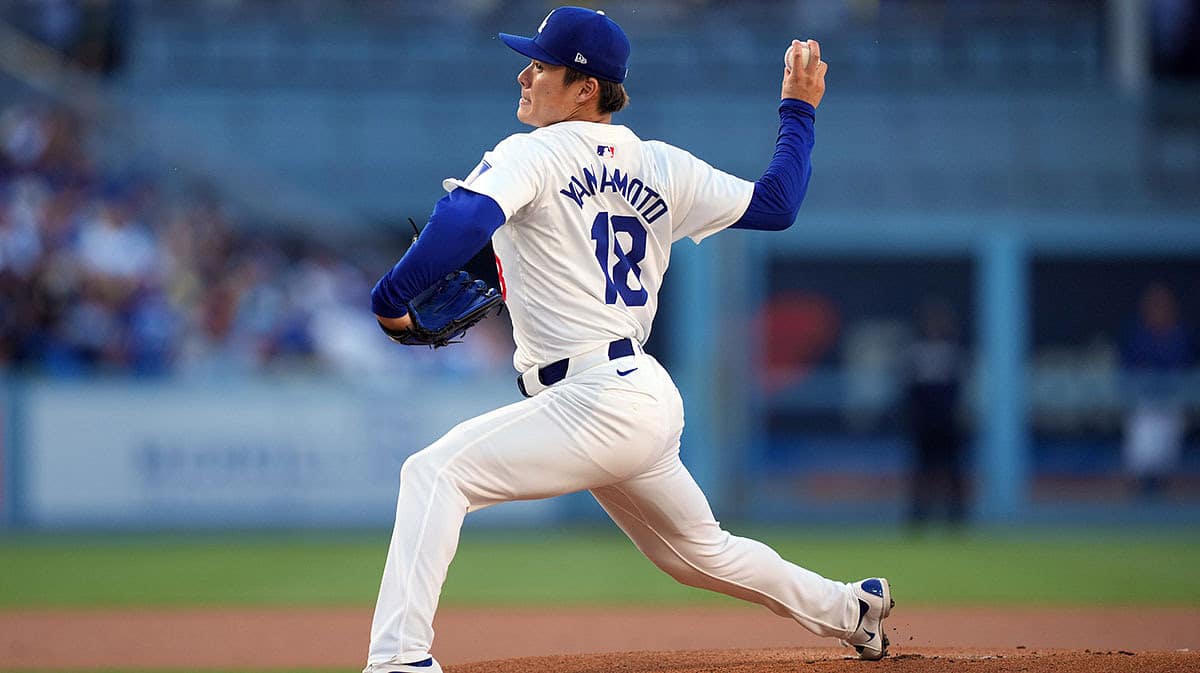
[
  {"x1": 730, "y1": 98, "x2": 816, "y2": 231},
  {"x1": 370, "y1": 188, "x2": 505, "y2": 318}
]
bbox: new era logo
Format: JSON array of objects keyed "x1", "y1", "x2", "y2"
[
  {"x1": 575, "y1": 52, "x2": 588, "y2": 64},
  {"x1": 597, "y1": 145, "x2": 615, "y2": 157}
]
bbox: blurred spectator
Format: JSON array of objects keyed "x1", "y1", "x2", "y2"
[
  {"x1": 75, "y1": 199, "x2": 158, "y2": 279},
  {"x1": 904, "y1": 298, "x2": 967, "y2": 530},
  {"x1": 1121, "y1": 282, "x2": 1194, "y2": 499},
  {"x1": 0, "y1": 100, "x2": 512, "y2": 380}
]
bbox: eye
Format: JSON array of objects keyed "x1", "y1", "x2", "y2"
[{"x1": 533, "y1": 61, "x2": 543, "y2": 71}]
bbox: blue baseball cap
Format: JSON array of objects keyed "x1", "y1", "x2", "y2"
[{"x1": 499, "y1": 6, "x2": 630, "y2": 83}]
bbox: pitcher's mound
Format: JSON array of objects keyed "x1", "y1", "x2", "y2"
[{"x1": 446, "y1": 647, "x2": 1200, "y2": 673}]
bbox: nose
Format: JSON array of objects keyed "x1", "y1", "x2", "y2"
[{"x1": 517, "y1": 64, "x2": 532, "y2": 88}]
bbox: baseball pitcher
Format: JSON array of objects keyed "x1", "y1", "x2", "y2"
[{"x1": 365, "y1": 7, "x2": 892, "y2": 672}]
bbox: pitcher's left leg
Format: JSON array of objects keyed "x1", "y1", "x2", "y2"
[{"x1": 367, "y1": 373, "x2": 670, "y2": 670}]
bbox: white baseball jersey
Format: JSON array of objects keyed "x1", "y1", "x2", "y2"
[{"x1": 443, "y1": 121, "x2": 754, "y2": 372}]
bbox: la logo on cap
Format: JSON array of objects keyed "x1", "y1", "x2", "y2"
[{"x1": 538, "y1": 8, "x2": 556, "y2": 33}]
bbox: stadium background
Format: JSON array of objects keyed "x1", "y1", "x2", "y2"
[{"x1": 0, "y1": 0, "x2": 1198, "y2": 671}]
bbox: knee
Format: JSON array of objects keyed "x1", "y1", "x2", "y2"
[
  {"x1": 399, "y1": 449, "x2": 447, "y2": 489},
  {"x1": 647, "y1": 551, "x2": 706, "y2": 588}
]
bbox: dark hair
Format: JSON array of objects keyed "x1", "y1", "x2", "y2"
[{"x1": 563, "y1": 67, "x2": 629, "y2": 114}]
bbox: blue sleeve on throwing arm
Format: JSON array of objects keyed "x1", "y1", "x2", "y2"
[
  {"x1": 370, "y1": 188, "x2": 505, "y2": 318},
  {"x1": 730, "y1": 99, "x2": 816, "y2": 232}
]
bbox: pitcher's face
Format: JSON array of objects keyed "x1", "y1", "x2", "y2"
[{"x1": 516, "y1": 59, "x2": 579, "y2": 127}]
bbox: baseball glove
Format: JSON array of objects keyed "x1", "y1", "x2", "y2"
[{"x1": 379, "y1": 270, "x2": 503, "y2": 348}]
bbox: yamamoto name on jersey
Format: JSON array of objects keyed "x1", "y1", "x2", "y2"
[{"x1": 558, "y1": 164, "x2": 669, "y2": 224}]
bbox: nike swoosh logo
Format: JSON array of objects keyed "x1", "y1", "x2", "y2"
[
  {"x1": 856, "y1": 599, "x2": 870, "y2": 631},
  {"x1": 617, "y1": 368, "x2": 638, "y2": 376},
  {"x1": 856, "y1": 598, "x2": 876, "y2": 642}
]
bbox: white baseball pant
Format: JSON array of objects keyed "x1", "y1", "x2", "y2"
[{"x1": 366, "y1": 351, "x2": 858, "y2": 667}]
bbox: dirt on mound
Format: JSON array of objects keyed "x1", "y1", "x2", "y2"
[
  {"x1": 1, "y1": 606, "x2": 1197, "y2": 670},
  {"x1": 446, "y1": 648, "x2": 1200, "y2": 673}
]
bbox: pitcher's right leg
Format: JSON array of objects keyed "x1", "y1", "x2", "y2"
[{"x1": 591, "y1": 454, "x2": 859, "y2": 640}]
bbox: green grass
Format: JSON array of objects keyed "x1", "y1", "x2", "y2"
[{"x1": 1, "y1": 527, "x2": 1198, "y2": 608}]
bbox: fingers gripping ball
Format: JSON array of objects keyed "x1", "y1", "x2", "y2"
[
  {"x1": 784, "y1": 41, "x2": 812, "y2": 72},
  {"x1": 380, "y1": 271, "x2": 504, "y2": 348}
]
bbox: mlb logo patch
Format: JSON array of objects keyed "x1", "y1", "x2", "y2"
[{"x1": 597, "y1": 145, "x2": 616, "y2": 158}]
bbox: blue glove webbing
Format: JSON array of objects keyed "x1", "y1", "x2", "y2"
[{"x1": 371, "y1": 188, "x2": 505, "y2": 319}]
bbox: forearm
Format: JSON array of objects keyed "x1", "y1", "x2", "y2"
[
  {"x1": 371, "y1": 189, "x2": 505, "y2": 318},
  {"x1": 730, "y1": 98, "x2": 815, "y2": 231}
]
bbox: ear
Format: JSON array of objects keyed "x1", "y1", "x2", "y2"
[{"x1": 575, "y1": 76, "x2": 600, "y2": 105}]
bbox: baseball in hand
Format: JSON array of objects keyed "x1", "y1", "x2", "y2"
[{"x1": 785, "y1": 41, "x2": 811, "y2": 72}]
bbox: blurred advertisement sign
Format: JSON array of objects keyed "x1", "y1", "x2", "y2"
[{"x1": 19, "y1": 377, "x2": 543, "y2": 528}]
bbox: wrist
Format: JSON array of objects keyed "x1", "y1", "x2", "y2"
[
  {"x1": 370, "y1": 279, "x2": 410, "y2": 319},
  {"x1": 779, "y1": 98, "x2": 816, "y2": 119},
  {"x1": 377, "y1": 313, "x2": 413, "y2": 333}
]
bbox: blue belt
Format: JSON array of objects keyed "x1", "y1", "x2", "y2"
[{"x1": 517, "y1": 338, "x2": 636, "y2": 397}]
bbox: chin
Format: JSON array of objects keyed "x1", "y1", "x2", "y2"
[{"x1": 518, "y1": 113, "x2": 546, "y2": 128}]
